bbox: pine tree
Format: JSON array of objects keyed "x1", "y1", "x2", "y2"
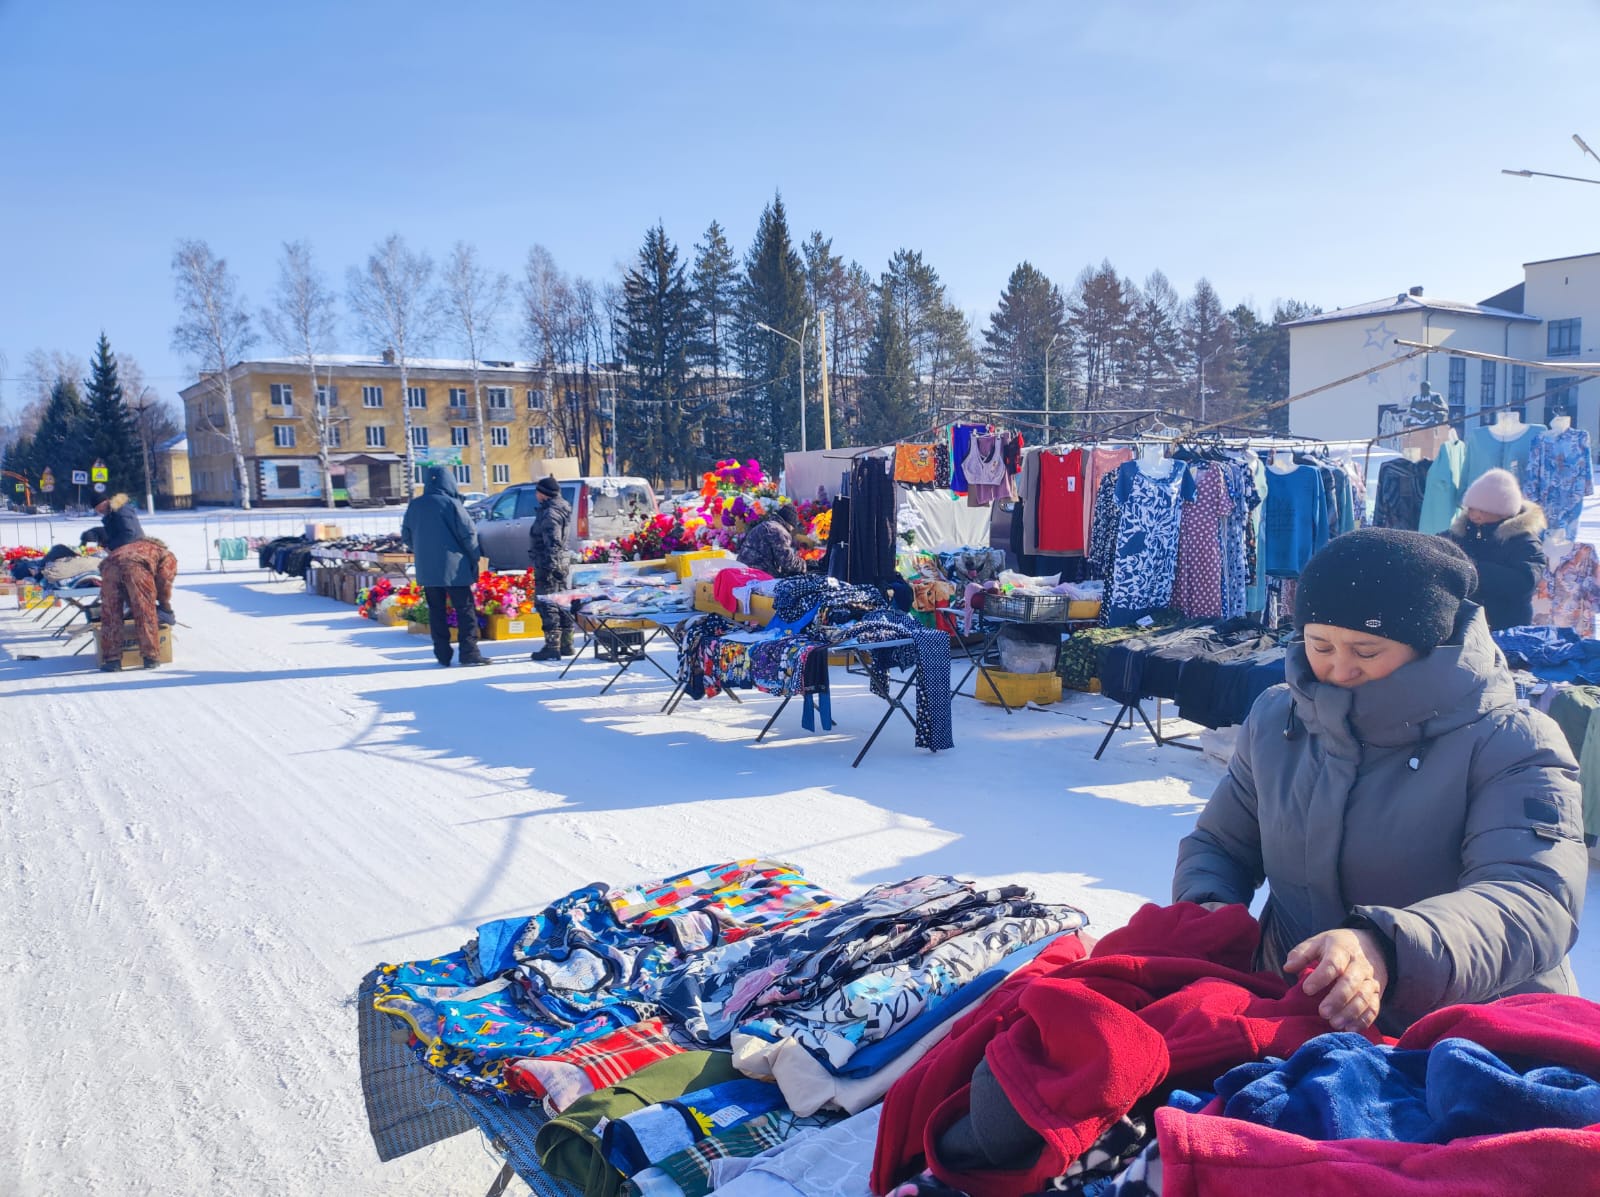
[
  {"x1": 31, "y1": 377, "x2": 93, "y2": 503},
  {"x1": 619, "y1": 224, "x2": 695, "y2": 486},
  {"x1": 1233, "y1": 299, "x2": 1319, "y2": 433},
  {"x1": 84, "y1": 332, "x2": 146, "y2": 500},
  {"x1": 1127, "y1": 271, "x2": 1185, "y2": 407},
  {"x1": 858, "y1": 283, "x2": 916, "y2": 445},
  {"x1": 1182, "y1": 278, "x2": 1240, "y2": 423},
  {"x1": 982, "y1": 262, "x2": 1067, "y2": 419},
  {"x1": 1069, "y1": 261, "x2": 1135, "y2": 413},
  {"x1": 689, "y1": 220, "x2": 740, "y2": 460},
  {"x1": 736, "y1": 194, "x2": 808, "y2": 465}
]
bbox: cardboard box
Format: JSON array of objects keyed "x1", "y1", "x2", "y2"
[
  {"x1": 306, "y1": 522, "x2": 343, "y2": 541},
  {"x1": 976, "y1": 668, "x2": 1062, "y2": 707},
  {"x1": 97, "y1": 625, "x2": 174, "y2": 668},
  {"x1": 20, "y1": 584, "x2": 55, "y2": 610}
]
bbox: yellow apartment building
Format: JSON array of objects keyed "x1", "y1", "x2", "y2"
[{"x1": 180, "y1": 354, "x2": 613, "y2": 506}]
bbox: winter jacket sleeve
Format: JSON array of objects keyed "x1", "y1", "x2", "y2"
[
  {"x1": 1172, "y1": 690, "x2": 1274, "y2": 906},
  {"x1": 1473, "y1": 531, "x2": 1545, "y2": 616},
  {"x1": 401, "y1": 503, "x2": 416, "y2": 552},
  {"x1": 448, "y1": 499, "x2": 479, "y2": 568},
  {"x1": 1349, "y1": 709, "x2": 1587, "y2": 1025}
]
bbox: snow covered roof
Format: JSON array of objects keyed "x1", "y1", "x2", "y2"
[
  {"x1": 242, "y1": 354, "x2": 559, "y2": 374},
  {"x1": 1281, "y1": 291, "x2": 1540, "y2": 329},
  {"x1": 155, "y1": 434, "x2": 188, "y2": 453}
]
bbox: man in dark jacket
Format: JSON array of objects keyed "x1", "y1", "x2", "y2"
[
  {"x1": 1446, "y1": 468, "x2": 1546, "y2": 631},
  {"x1": 529, "y1": 476, "x2": 575, "y2": 661},
  {"x1": 82, "y1": 493, "x2": 145, "y2": 550},
  {"x1": 401, "y1": 466, "x2": 487, "y2": 667},
  {"x1": 736, "y1": 506, "x2": 808, "y2": 577}
]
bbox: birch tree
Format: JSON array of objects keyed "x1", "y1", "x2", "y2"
[
  {"x1": 172, "y1": 239, "x2": 256, "y2": 507},
  {"x1": 347, "y1": 234, "x2": 443, "y2": 492},
  {"x1": 443, "y1": 242, "x2": 510, "y2": 490},
  {"x1": 263, "y1": 241, "x2": 339, "y2": 508}
]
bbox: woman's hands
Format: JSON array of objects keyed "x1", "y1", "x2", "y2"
[{"x1": 1285, "y1": 928, "x2": 1389, "y2": 1031}]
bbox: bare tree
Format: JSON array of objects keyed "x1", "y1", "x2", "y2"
[
  {"x1": 118, "y1": 355, "x2": 172, "y2": 513},
  {"x1": 172, "y1": 239, "x2": 257, "y2": 507},
  {"x1": 443, "y1": 242, "x2": 510, "y2": 491},
  {"x1": 520, "y1": 244, "x2": 576, "y2": 471},
  {"x1": 262, "y1": 241, "x2": 340, "y2": 509},
  {"x1": 347, "y1": 234, "x2": 443, "y2": 494}
]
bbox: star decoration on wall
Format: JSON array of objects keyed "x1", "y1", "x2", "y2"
[{"x1": 1363, "y1": 321, "x2": 1396, "y2": 351}]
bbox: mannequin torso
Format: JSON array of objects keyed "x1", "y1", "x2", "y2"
[{"x1": 1488, "y1": 411, "x2": 1526, "y2": 441}]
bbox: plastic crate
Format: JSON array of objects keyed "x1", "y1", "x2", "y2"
[
  {"x1": 976, "y1": 669, "x2": 1063, "y2": 707},
  {"x1": 985, "y1": 592, "x2": 1072, "y2": 622},
  {"x1": 666, "y1": 549, "x2": 732, "y2": 579},
  {"x1": 483, "y1": 612, "x2": 543, "y2": 640}
]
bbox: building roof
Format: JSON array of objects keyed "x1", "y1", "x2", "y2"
[
  {"x1": 155, "y1": 434, "x2": 188, "y2": 453},
  {"x1": 1282, "y1": 291, "x2": 1540, "y2": 330},
  {"x1": 1523, "y1": 251, "x2": 1600, "y2": 268},
  {"x1": 1479, "y1": 283, "x2": 1525, "y2": 314}
]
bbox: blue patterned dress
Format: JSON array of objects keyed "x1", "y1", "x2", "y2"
[
  {"x1": 1103, "y1": 460, "x2": 1197, "y2": 627},
  {"x1": 1526, "y1": 428, "x2": 1595, "y2": 539}
]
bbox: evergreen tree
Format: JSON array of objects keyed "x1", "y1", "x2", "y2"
[
  {"x1": 858, "y1": 282, "x2": 916, "y2": 445},
  {"x1": 1182, "y1": 278, "x2": 1241, "y2": 423},
  {"x1": 982, "y1": 262, "x2": 1067, "y2": 421},
  {"x1": 1233, "y1": 299, "x2": 1320, "y2": 433},
  {"x1": 30, "y1": 377, "x2": 93, "y2": 502},
  {"x1": 689, "y1": 220, "x2": 740, "y2": 460},
  {"x1": 1127, "y1": 270, "x2": 1185, "y2": 407},
  {"x1": 619, "y1": 224, "x2": 695, "y2": 486},
  {"x1": 1068, "y1": 261, "x2": 1135, "y2": 412},
  {"x1": 83, "y1": 332, "x2": 146, "y2": 499},
  {"x1": 736, "y1": 193, "x2": 808, "y2": 465}
]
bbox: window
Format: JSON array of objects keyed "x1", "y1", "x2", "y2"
[
  {"x1": 1478, "y1": 360, "x2": 1498, "y2": 424},
  {"x1": 486, "y1": 386, "x2": 509, "y2": 409},
  {"x1": 490, "y1": 426, "x2": 508, "y2": 446},
  {"x1": 413, "y1": 463, "x2": 426, "y2": 485},
  {"x1": 273, "y1": 424, "x2": 296, "y2": 448},
  {"x1": 326, "y1": 423, "x2": 342, "y2": 447},
  {"x1": 529, "y1": 425, "x2": 548, "y2": 448},
  {"x1": 362, "y1": 385, "x2": 383, "y2": 407},
  {"x1": 1511, "y1": 365, "x2": 1527, "y2": 407},
  {"x1": 409, "y1": 426, "x2": 429, "y2": 448},
  {"x1": 527, "y1": 388, "x2": 546, "y2": 410},
  {"x1": 451, "y1": 426, "x2": 470, "y2": 447},
  {"x1": 270, "y1": 383, "x2": 293, "y2": 407},
  {"x1": 366, "y1": 425, "x2": 386, "y2": 448},
  {"x1": 316, "y1": 384, "x2": 337, "y2": 407},
  {"x1": 1549, "y1": 318, "x2": 1582, "y2": 358},
  {"x1": 449, "y1": 387, "x2": 470, "y2": 408},
  {"x1": 492, "y1": 463, "x2": 511, "y2": 484},
  {"x1": 276, "y1": 464, "x2": 301, "y2": 490},
  {"x1": 452, "y1": 464, "x2": 471, "y2": 485},
  {"x1": 406, "y1": 386, "x2": 427, "y2": 408},
  {"x1": 1447, "y1": 356, "x2": 1467, "y2": 423},
  {"x1": 1545, "y1": 376, "x2": 1582, "y2": 423}
]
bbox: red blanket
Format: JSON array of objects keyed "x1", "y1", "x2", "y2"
[{"x1": 871, "y1": 902, "x2": 1379, "y2": 1197}]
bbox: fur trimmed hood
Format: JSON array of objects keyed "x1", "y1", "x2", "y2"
[{"x1": 1450, "y1": 501, "x2": 1546, "y2": 541}]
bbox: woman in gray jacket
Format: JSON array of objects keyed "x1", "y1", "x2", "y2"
[{"x1": 1174, "y1": 528, "x2": 1586, "y2": 1035}]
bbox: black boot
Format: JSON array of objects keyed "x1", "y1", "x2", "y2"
[
  {"x1": 100, "y1": 660, "x2": 122, "y2": 673},
  {"x1": 560, "y1": 630, "x2": 574, "y2": 656},
  {"x1": 142, "y1": 657, "x2": 161, "y2": 670},
  {"x1": 530, "y1": 643, "x2": 564, "y2": 662}
]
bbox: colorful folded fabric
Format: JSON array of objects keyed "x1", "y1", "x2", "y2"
[
  {"x1": 607, "y1": 859, "x2": 839, "y2": 951},
  {"x1": 621, "y1": 1110, "x2": 841, "y2": 1197},
  {"x1": 602, "y1": 1076, "x2": 786, "y2": 1177},
  {"x1": 506, "y1": 1018, "x2": 686, "y2": 1112}
]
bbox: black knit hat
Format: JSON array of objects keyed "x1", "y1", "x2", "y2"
[
  {"x1": 1295, "y1": 529, "x2": 1479, "y2": 653},
  {"x1": 773, "y1": 505, "x2": 800, "y2": 530},
  {"x1": 536, "y1": 475, "x2": 560, "y2": 497}
]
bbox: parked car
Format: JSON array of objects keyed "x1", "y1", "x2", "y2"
[{"x1": 473, "y1": 476, "x2": 658, "y2": 571}]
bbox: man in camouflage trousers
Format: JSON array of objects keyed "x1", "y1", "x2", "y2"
[{"x1": 99, "y1": 537, "x2": 176, "y2": 672}]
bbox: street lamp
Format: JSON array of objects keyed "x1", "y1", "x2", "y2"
[
  {"x1": 1198, "y1": 345, "x2": 1227, "y2": 423},
  {"x1": 1043, "y1": 331, "x2": 1065, "y2": 441},
  {"x1": 755, "y1": 318, "x2": 809, "y2": 453},
  {"x1": 1501, "y1": 168, "x2": 1600, "y2": 186}
]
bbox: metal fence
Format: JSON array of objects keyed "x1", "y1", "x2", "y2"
[
  {"x1": 203, "y1": 511, "x2": 404, "y2": 570},
  {"x1": 0, "y1": 518, "x2": 57, "y2": 551}
]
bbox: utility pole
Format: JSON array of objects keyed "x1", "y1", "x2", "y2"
[
  {"x1": 130, "y1": 386, "x2": 157, "y2": 513},
  {"x1": 818, "y1": 310, "x2": 832, "y2": 450}
]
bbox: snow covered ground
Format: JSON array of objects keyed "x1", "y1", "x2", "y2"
[{"x1": 3, "y1": 506, "x2": 1599, "y2": 1196}]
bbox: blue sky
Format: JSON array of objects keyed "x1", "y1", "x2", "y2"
[{"x1": 2, "y1": 0, "x2": 1598, "y2": 414}]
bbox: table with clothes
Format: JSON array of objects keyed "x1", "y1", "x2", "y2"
[
  {"x1": 1076, "y1": 618, "x2": 1291, "y2": 758},
  {"x1": 673, "y1": 575, "x2": 955, "y2": 766},
  {"x1": 363, "y1": 872, "x2": 1600, "y2": 1197},
  {"x1": 360, "y1": 860, "x2": 1087, "y2": 1197}
]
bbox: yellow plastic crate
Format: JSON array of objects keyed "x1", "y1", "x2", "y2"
[
  {"x1": 483, "y1": 612, "x2": 543, "y2": 640},
  {"x1": 1067, "y1": 600, "x2": 1101, "y2": 621},
  {"x1": 406, "y1": 621, "x2": 457, "y2": 641},
  {"x1": 976, "y1": 669, "x2": 1063, "y2": 707},
  {"x1": 667, "y1": 549, "x2": 732, "y2": 579}
]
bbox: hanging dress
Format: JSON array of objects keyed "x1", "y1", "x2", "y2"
[{"x1": 1102, "y1": 459, "x2": 1196, "y2": 626}]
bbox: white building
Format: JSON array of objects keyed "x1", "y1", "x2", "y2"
[{"x1": 1286, "y1": 252, "x2": 1600, "y2": 449}]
